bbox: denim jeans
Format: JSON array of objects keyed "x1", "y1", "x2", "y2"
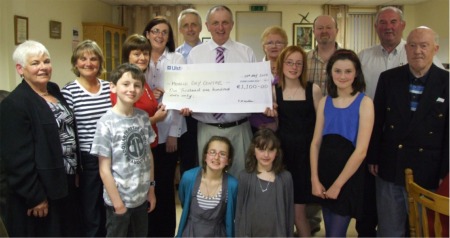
[
  {"x1": 376, "y1": 176, "x2": 408, "y2": 237},
  {"x1": 106, "y1": 202, "x2": 148, "y2": 237}
]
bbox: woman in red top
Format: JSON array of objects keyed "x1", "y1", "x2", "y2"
[{"x1": 110, "y1": 34, "x2": 167, "y2": 147}]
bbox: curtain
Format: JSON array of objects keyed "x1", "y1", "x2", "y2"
[
  {"x1": 323, "y1": 4, "x2": 348, "y2": 48},
  {"x1": 377, "y1": 5, "x2": 403, "y2": 11},
  {"x1": 117, "y1": 4, "x2": 193, "y2": 46},
  {"x1": 323, "y1": 4, "x2": 404, "y2": 52},
  {"x1": 345, "y1": 13, "x2": 377, "y2": 53}
]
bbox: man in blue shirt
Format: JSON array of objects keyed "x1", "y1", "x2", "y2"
[
  {"x1": 176, "y1": 8, "x2": 203, "y2": 176},
  {"x1": 176, "y1": 8, "x2": 202, "y2": 60}
]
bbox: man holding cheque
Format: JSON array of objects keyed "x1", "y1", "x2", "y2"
[{"x1": 175, "y1": 5, "x2": 276, "y2": 177}]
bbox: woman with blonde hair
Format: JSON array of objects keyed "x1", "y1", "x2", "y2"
[
  {"x1": 61, "y1": 40, "x2": 111, "y2": 236},
  {"x1": 249, "y1": 26, "x2": 288, "y2": 133}
]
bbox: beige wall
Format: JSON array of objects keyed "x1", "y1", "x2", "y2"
[
  {"x1": 194, "y1": 4, "x2": 323, "y2": 46},
  {"x1": 194, "y1": 2, "x2": 448, "y2": 62},
  {"x1": 410, "y1": 0, "x2": 449, "y2": 63},
  {"x1": 1, "y1": 0, "x2": 113, "y2": 91},
  {"x1": 1, "y1": 0, "x2": 448, "y2": 91}
]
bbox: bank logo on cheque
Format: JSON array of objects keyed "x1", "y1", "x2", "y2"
[{"x1": 167, "y1": 65, "x2": 182, "y2": 71}]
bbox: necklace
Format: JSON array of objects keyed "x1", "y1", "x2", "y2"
[
  {"x1": 286, "y1": 86, "x2": 301, "y2": 99},
  {"x1": 202, "y1": 177, "x2": 222, "y2": 198},
  {"x1": 258, "y1": 177, "x2": 270, "y2": 192},
  {"x1": 39, "y1": 92, "x2": 49, "y2": 97}
]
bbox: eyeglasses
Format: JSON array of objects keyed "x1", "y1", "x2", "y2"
[
  {"x1": 207, "y1": 150, "x2": 228, "y2": 159},
  {"x1": 284, "y1": 61, "x2": 303, "y2": 67},
  {"x1": 149, "y1": 29, "x2": 168, "y2": 37},
  {"x1": 264, "y1": 41, "x2": 285, "y2": 47}
]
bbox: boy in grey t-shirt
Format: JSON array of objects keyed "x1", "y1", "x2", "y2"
[{"x1": 91, "y1": 63, "x2": 156, "y2": 237}]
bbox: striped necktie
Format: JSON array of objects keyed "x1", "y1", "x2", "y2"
[
  {"x1": 213, "y1": 47, "x2": 225, "y2": 120},
  {"x1": 216, "y1": 47, "x2": 225, "y2": 63}
]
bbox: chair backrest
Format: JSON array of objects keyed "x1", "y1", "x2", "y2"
[
  {"x1": 405, "y1": 168, "x2": 449, "y2": 237},
  {"x1": 0, "y1": 216, "x2": 8, "y2": 237}
]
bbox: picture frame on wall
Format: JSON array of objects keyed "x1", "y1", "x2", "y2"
[
  {"x1": 49, "y1": 20, "x2": 62, "y2": 39},
  {"x1": 293, "y1": 23, "x2": 314, "y2": 52},
  {"x1": 14, "y1": 15, "x2": 28, "y2": 45}
]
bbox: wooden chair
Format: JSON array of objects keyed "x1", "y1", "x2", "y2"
[
  {"x1": 0, "y1": 216, "x2": 8, "y2": 237},
  {"x1": 405, "y1": 168, "x2": 449, "y2": 237}
]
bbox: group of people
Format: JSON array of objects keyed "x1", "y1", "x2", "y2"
[{"x1": 0, "y1": 4, "x2": 448, "y2": 238}]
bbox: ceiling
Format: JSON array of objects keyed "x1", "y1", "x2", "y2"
[{"x1": 99, "y1": 0, "x2": 428, "y2": 6}]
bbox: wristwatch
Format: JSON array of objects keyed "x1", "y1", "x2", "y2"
[{"x1": 150, "y1": 181, "x2": 156, "y2": 187}]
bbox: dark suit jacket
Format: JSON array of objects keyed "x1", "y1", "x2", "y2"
[
  {"x1": 0, "y1": 80, "x2": 71, "y2": 208},
  {"x1": 367, "y1": 64, "x2": 449, "y2": 189}
]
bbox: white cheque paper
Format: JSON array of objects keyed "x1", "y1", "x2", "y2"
[{"x1": 162, "y1": 61, "x2": 273, "y2": 113}]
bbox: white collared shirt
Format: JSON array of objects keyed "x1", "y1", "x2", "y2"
[
  {"x1": 145, "y1": 48, "x2": 187, "y2": 143},
  {"x1": 359, "y1": 40, "x2": 444, "y2": 99}
]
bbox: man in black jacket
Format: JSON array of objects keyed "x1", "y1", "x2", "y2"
[{"x1": 368, "y1": 26, "x2": 449, "y2": 237}]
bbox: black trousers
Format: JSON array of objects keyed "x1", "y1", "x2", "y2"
[
  {"x1": 6, "y1": 175, "x2": 82, "y2": 237},
  {"x1": 179, "y1": 116, "x2": 199, "y2": 176},
  {"x1": 147, "y1": 143, "x2": 178, "y2": 237},
  {"x1": 79, "y1": 152, "x2": 106, "y2": 237},
  {"x1": 355, "y1": 166, "x2": 378, "y2": 237}
]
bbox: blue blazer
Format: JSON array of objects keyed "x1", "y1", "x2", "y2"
[
  {"x1": 368, "y1": 64, "x2": 449, "y2": 189},
  {"x1": 176, "y1": 167, "x2": 238, "y2": 237}
]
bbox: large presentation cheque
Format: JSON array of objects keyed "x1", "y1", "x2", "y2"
[{"x1": 162, "y1": 61, "x2": 273, "y2": 113}]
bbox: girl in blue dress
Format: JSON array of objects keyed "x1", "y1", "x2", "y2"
[{"x1": 310, "y1": 49, "x2": 374, "y2": 237}]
